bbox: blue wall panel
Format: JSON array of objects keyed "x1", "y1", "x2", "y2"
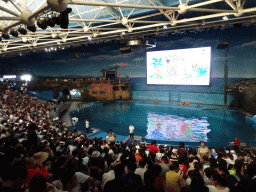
[{"x1": 132, "y1": 91, "x2": 169, "y2": 101}]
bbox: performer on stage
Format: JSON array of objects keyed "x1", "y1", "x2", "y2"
[
  {"x1": 85, "y1": 119, "x2": 89, "y2": 133},
  {"x1": 129, "y1": 123, "x2": 134, "y2": 140},
  {"x1": 229, "y1": 137, "x2": 240, "y2": 152}
]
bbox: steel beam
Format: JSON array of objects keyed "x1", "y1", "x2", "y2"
[{"x1": 0, "y1": 6, "x2": 20, "y2": 17}]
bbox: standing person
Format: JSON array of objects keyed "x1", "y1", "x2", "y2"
[
  {"x1": 85, "y1": 119, "x2": 89, "y2": 133},
  {"x1": 129, "y1": 123, "x2": 134, "y2": 140},
  {"x1": 198, "y1": 141, "x2": 211, "y2": 159}
]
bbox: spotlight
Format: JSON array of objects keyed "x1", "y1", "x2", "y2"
[
  {"x1": 18, "y1": 27, "x2": 27, "y2": 35},
  {"x1": 2, "y1": 33, "x2": 9, "y2": 39},
  {"x1": 52, "y1": 13, "x2": 60, "y2": 25},
  {"x1": 121, "y1": 31, "x2": 126, "y2": 35},
  {"x1": 223, "y1": 16, "x2": 228, "y2": 21},
  {"x1": 163, "y1": 25, "x2": 167, "y2": 29},
  {"x1": 59, "y1": 8, "x2": 72, "y2": 29},
  {"x1": 37, "y1": 18, "x2": 47, "y2": 30},
  {"x1": 88, "y1": 36, "x2": 92, "y2": 41},
  {"x1": 27, "y1": 25, "x2": 36, "y2": 32},
  {"x1": 10, "y1": 30, "x2": 19, "y2": 37},
  {"x1": 45, "y1": 17, "x2": 55, "y2": 28}
]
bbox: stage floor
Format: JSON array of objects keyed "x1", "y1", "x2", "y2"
[{"x1": 71, "y1": 101, "x2": 256, "y2": 148}]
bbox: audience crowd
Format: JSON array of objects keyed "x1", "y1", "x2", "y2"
[{"x1": 0, "y1": 85, "x2": 256, "y2": 192}]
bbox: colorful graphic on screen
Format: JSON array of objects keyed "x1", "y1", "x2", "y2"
[
  {"x1": 145, "y1": 112, "x2": 211, "y2": 142},
  {"x1": 147, "y1": 47, "x2": 211, "y2": 85}
]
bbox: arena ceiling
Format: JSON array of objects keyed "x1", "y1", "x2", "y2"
[{"x1": 0, "y1": 0, "x2": 256, "y2": 57}]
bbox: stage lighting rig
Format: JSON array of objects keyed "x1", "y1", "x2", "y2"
[
  {"x1": 10, "y1": 30, "x2": 19, "y2": 37},
  {"x1": 18, "y1": 27, "x2": 27, "y2": 35},
  {"x1": 59, "y1": 8, "x2": 72, "y2": 29},
  {"x1": 27, "y1": 25, "x2": 36, "y2": 32},
  {"x1": 2, "y1": 33, "x2": 9, "y2": 39}
]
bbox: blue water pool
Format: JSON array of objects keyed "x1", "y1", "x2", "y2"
[{"x1": 71, "y1": 101, "x2": 256, "y2": 147}]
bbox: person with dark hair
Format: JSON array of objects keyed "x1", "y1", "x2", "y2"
[
  {"x1": 233, "y1": 163, "x2": 256, "y2": 192},
  {"x1": 141, "y1": 170, "x2": 155, "y2": 192},
  {"x1": 135, "y1": 159, "x2": 147, "y2": 185},
  {"x1": 104, "y1": 164, "x2": 126, "y2": 192},
  {"x1": 106, "y1": 129, "x2": 116, "y2": 146},
  {"x1": 217, "y1": 164, "x2": 238, "y2": 192},
  {"x1": 207, "y1": 170, "x2": 230, "y2": 192},
  {"x1": 29, "y1": 174, "x2": 47, "y2": 192},
  {"x1": 178, "y1": 142, "x2": 188, "y2": 163},
  {"x1": 26, "y1": 123, "x2": 39, "y2": 156},
  {"x1": 179, "y1": 156, "x2": 188, "y2": 177},
  {"x1": 59, "y1": 170, "x2": 78, "y2": 192},
  {"x1": 204, "y1": 167, "x2": 213, "y2": 185},
  {"x1": 153, "y1": 164, "x2": 165, "y2": 192},
  {"x1": 0, "y1": 167, "x2": 27, "y2": 192},
  {"x1": 209, "y1": 158, "x2": 218, "y2": 170},
  {"x1": 159, "y1": 155, "x2": 170, "y2": 178},
  {"x1": 124, "y1": 162, "x2": 143, "y2": 192},
  {"x1": 165, "y1": 161, "x2": 186, "y2": 192},
  {"x1": 198, "y1": 141, "x2": 211, "y2": 159},
  {"x1": 181, "y1": 175, "x2": 209, "y2": 192}
]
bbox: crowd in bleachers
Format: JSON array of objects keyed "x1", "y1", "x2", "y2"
[{"x1": 0, "y1": 84, "x2": 256, "y2": 192}]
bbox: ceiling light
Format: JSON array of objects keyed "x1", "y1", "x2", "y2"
[
  {"x1": 88, "y1": 36, "x2": 92, "y2": 41},
  {"x1": 52, "y1": 33, "x2": 57, "y2": 38},
  {"x1": 83, "y1": 26, "x2": 89, "y2": 32},
  {"x1": 93, "y1": 32, "x2": 98, "y2": 37},
  {"x1": 163, "y1": 25, "x2": 167, "y2": 29},
  {"x1": 22, "y1": 37, "x2": 27, "y2": 42},
  {"x1": 223, "y1": 16, "x2": 228, "y2": 21},
  {"x1": 121, "y1": 31, "x2": 126, "y2": 35},
  {"x1": 128, "y1": 27, "x2": 133, "y2": 33},
  {"x1": 2, "y1": 46, "x2": 7, "y2": 52}
]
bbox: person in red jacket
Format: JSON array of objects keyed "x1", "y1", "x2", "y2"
[
  {"x1": 147, "y1": 140, "x2": 159, "y2": 155},
  {"x1": 229, "y1": 137, "x2": 240, "y2": 152},
  {"x1": 23, "y1": 153, "x2": 50, "y2": 189}
]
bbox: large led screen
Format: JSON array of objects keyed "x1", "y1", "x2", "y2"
[
  {"x1": 145, "y1": 112, "x2": 211, "y2": 142},
  {"x1": 147, "y1": 47, "x2": 211, "y2": 85}
]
